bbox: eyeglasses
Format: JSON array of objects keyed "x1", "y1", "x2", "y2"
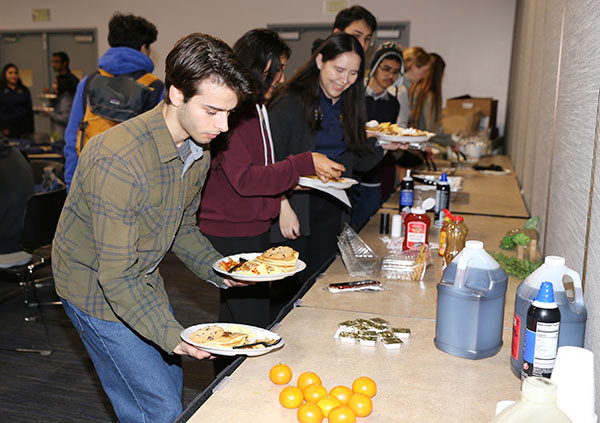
[{"x1": 379, "y1": 66, "x2": 401, "y2": 76}]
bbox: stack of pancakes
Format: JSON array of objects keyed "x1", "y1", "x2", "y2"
[
  {"x1": 190, "y1": 325, "x2": 249, "y2": 348},
  {"x1": 253, "y1": 246, "x2": 299, "y2": 272},
  {"x1": 236, "y1": 246, "x2": 299, "y2": 275}
]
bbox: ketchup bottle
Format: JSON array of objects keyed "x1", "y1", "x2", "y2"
[{"x1": 402, "y1": 207, "x2": 430, "y2": 250}]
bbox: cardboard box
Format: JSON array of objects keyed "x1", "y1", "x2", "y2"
[
  {"x1": 441, "y1": 107, "x2": 481, "y2": 135},
  {"x1": 446, "y1": 97, "x2": 498, "y2": 137}
]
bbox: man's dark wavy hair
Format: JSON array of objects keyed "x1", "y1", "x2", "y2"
[
  {"x1": 163, "y1": 33, "x2": 253, "y2": 105},
  {"x1": 108, "y1": 13, "x2": 158, "y2": 51}
]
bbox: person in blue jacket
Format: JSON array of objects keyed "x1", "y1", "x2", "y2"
[{"x1": 64, "y1": 13, "x2": 164, "y2": 189}]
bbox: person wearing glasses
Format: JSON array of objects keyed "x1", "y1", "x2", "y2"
[
  {"x1": 308, "y1": 4, "x2": 376, "y2": 54},
  {"x1": 351, "y1": 43, "x2": 405, "y2": 229},
  {"x1": 332, "y1": 5, "x2": 377, "y2": 52}
]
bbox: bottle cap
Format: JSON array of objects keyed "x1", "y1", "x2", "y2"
[
  {"x1": 545, "y1": 256, "x2": 566, "y2": 266},
  {"x1": 440, "y1": 172, "x2": 448, "y2": 182},
  {"x1": 465, "y1": 240, "x2": 483, "y2": 250},
  {"x1": 443, "y1": 208, "x2": 453, "y2": 219},
  {"x1": 535, "y1": 281, "x2": 555, "y2": 303},
  {"x1": 522, "y1": 377, "x2": 558, "y2": 404},
  {"x1": 411, "y1": 207, "x2": 426, "y2": 214},
  {"x1": 421, "y1": 197, "x2": 436, "y2": 210},
  {"x1": 453, "y1": 216, "x2": 464, "y2": 222},
  {"x1": 403, "y1": 169, "x2": 413, "y2": 180}
]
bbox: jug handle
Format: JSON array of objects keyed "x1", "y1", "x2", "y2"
[
  {"x1": 455, "y1": 250, "x2": 472, "y2": 289},
  {"x1": 564, "y1": 268, "x2": 584, "y2": 303}
]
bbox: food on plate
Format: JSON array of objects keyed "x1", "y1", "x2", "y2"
[
  {"x1": 189, "y1": 325, "x2": 274, "y2": 349},
  {"x1": 189, "y1": 325, "x2": 225, "y2": 343},
  {"x1": 304, "y1": 174, "x2": 348, "y2": 184},
  {"x1": 365, "y1": 120, "x2": 431, "y2": 136},
  {"x1": 217, "y1": 246, "x2": 300, "y2": 276}
]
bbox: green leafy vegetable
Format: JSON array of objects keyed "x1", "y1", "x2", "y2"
[
  {"x1": 512, "y1": 233, "x2": 531, "y2": 246},
  {"x1": 488, "y1": 251, "x2": 542, "y2": 279},
  {"x1": 524, "y1": 216, "x2": 540, "y2": 230},
  {"x1": 500, "y1": 235, "x2": 515, "y2": 250}
]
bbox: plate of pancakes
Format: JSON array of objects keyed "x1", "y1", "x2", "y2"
[
  {"x1": 298, "y1": 175, "x2": 358, "y2": 190},
  {"x1": 213, "y1": 246, "x2": 306, "y2": 282},
  {"x1": 181, "y1": 323, "x2": 284, "y2": 356}
]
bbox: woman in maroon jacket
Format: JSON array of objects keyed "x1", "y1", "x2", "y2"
[{"x1": 198, "y1": 29, "x2": 343, "y2": 333}]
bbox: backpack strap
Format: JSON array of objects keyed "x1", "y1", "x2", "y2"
[{"x1": 136, "y1": 73, "x2": 159, "y2": 88}]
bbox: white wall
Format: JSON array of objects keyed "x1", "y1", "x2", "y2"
[{"x1": 0, "y1": 0, "x2": 516, "y2": 134}]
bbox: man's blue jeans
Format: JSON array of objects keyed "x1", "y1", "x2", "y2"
[{"x1": 61, "y1": 299, "x2": 183, "y2": 423}]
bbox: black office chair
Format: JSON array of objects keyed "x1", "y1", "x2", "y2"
[{"x1": 0, "y1": 187, "x2": 67, "y2": 355}]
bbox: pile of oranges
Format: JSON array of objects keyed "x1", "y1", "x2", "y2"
[{"x1": 269, "y1": 363, "x2": 376, "y2": 423}]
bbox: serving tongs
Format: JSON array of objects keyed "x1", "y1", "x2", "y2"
[
  {"x1": 227, "y1": 257, "x2": 248, "y2": 273},
  {"x1": 232, "y1": 337, "x2": 282, "y2": 349}
]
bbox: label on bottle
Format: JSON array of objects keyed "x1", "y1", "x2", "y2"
[
  {"x1": 511, "y1": 313, "x2": 521, "y2": 360},
  {"x1": 522, "y1": 321, "x2": 560, "y2": 378},
  {"x1": 400, "y1": 190, "x2": 414, "y2": 207},
  {"x1": 439, "y1": 230, "x2": 447, "y2": 256},
  {"x1": 434, "y1": 189, "x2": 450, "y2": 226},
  {"x1": 406, "y1": 221, "x2": 427, "y2": 249}
]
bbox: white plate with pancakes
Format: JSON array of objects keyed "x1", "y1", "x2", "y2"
[
  {"x1": 378, "y1": 133, "x2": 434, "y2": 143},
  {"x1": 181, "y1": 323, "x2": 284, "y2": 356},
  {"x1": 298, "y1": 175, "x2": 358, "y2": 190},
  {"x1": 213, "y1": 253, "x2": 306, "y2": 282}
]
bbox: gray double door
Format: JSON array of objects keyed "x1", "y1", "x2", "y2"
[{"x1": 0, "y1": 30, "x2": 98, "y2": 136}]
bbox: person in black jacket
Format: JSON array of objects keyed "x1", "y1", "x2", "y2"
[
  {"x1": 0, "y1": 63, "x2": 34, "y2": 138},
  {"x1": 268, "y1": 33, "x2": 402, "y2": 280}
]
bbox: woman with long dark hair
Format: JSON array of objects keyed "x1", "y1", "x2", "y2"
[
  {"x1": 268, "y1": 32, "x2": 391, "y2": 279},
  {"x1": 0, "y1": 63, "x2": 34, "y2": 137},
  {"x1": 198, "y1": 29, "x2": 344, "y2": 331}
]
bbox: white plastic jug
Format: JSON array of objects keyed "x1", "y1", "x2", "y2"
[
  {"x1": 492, "y1": 377, "x2": 572, "y2": 422},
  {"x1": 510, "y1": 256, "x2": 587, "y2": 378},
  {"x1": 435, "y1": 240, "x2": 508, "y2": 359}
]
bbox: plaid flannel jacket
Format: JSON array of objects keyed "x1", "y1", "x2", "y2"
[{"x1": 52, "y1": 102, "x2": 225, "y2": 353}]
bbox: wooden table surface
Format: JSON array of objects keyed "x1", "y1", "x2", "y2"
[
  {"x1": 383, "y1": 155, "x2": 529, "y2": 218},
  {"x1": 186, "y1": 307, "x2": 520, "y2": 423},
  {"x1": 299, "y1": 212, "x2": 526, "y2": 330},
  {"x1": 185, "y1": 154, "x2": 528, "y2": 423}
]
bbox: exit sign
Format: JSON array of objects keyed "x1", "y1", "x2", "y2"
[{"x1": 32, "y1": 9, "x2": 50, "y2": 22}]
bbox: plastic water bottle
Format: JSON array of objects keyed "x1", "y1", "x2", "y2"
[
  {"x1": 511, "y1": 256, "x2": 587, "y2": 378},
  {"x1": 522, "y1": 282, "x2": 560, "y2": 379}
]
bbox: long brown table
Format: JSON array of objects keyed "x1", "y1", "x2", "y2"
[{"x1": 383, "y1": 155, "x2": 529, "y2": 218}]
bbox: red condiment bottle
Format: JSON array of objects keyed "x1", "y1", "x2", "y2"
[{"x1": 402, "y1": 207, "x2": 430, "y2": 250}]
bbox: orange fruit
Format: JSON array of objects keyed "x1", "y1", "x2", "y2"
[
  {"x1": 352, "y1": 376, "x2": 377, "y2": 398},
  {"x1": 348, "y1": 392, "x2": 373, "y2": 417},
  {"x1": 270, "y1": 363, "x2": 292, "y2": 385},
  {"x1": 316, "y1": 395, "x2": 341, "y2": 418},
  {"x1": 329, "y1": 385, "x2": 353, "y2": 405},
  {"x1": 297, "y1": 371, "x2": 322, "y2": 390},
  {"x1": 297, "y1": 402, "x2": 324, "y2": 423},
  {"x1": 303, "y1": 383, "x2": 327, "y2": 403},
  {"x1": 327, "y1": 405, "x2": 356, "y2": 423},
  {"x1": 279, "y1": 386, "x2": 304, "y2": 409}
]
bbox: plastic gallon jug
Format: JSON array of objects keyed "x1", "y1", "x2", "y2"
[
  {"x1": 492, "y1": 377, "x2": 572, "y2": 422},
  {"x1": 511, "y1": 256, "x2": 587, "y2": 378},
  {"x1": 435, "y1": 240, "x2": 508, "y2": 359}
]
